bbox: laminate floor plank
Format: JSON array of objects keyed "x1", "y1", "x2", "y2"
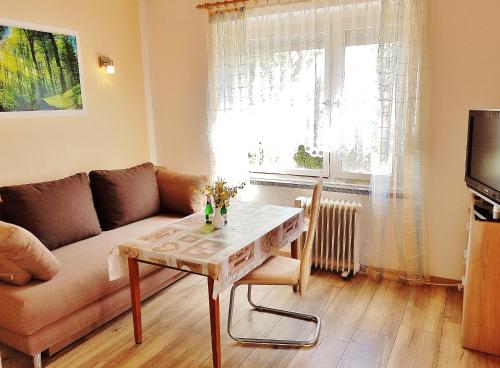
[
  {"x1": 286, "y1": 335, "x2": 347, "y2": 368},
  {"x1": 387, "y1": 325, "x2": 441, "y2": 368},
  {"x1": 444, "y1": 287, "x2": 463, "y2": 325},
  {"x1": 321, "y1": 275, "x2": 380, "y2": 341},
  {"x1": 358, "y1": 279, "x2": 410, "y2": 337},
  {"x1": 386, "y1": 284, "x2": 447, "y2": 368},
  {"x1": 338, "y1": 329, "x2": 395, "y2": 368},
  {"x1": 401, "y1": 285, "x2": 446, "y2": 333}
]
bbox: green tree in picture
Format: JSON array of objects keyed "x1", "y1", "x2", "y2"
[{"x1": 0, "y1": 24, "x2": 82, "y2": 112}]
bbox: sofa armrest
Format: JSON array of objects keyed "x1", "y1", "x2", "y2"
[
  {"x1": 153, "y1": 165, "x2": 166, "y2": 174},
  {"x1": 155, "y1": 168, "x2": 208, "y2": 216}
]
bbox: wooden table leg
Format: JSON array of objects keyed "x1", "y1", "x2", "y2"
[
  {"x1": 207, "y1": 278, "x2": 221, "y2": 368},
  {"x1": 291, "y1": 239, "x2": 299, "y2": 260},
  {"x1": 128, "y1": 258, "x2": 142, "y2": 344},
  {"x1": 291, "y1": 239, "x2": 300, "y2": 292}
]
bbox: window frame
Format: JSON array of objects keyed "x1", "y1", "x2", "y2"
[
  {"x1": 248, "y1": 8, "x2": 380, "y2": 184},
  {"x1": 329, "y1": 28, "x2": 378, "y2": 184}
]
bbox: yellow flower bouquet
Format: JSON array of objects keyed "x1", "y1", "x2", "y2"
[
  {"x1": 195, "y1": 178, "x2": 245, "y2": 228},
  {"x1": 197, "y1": 178, "x2": 245, "y2": 209}
]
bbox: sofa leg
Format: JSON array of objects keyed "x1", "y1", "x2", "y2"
[{"x1": 33, "y1": 353, "x2": 42, "y2": 368}]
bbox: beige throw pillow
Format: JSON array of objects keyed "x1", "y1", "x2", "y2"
[
  {"x1": 0, "y1": 221, "x2": 60, "y2": 281},
  {"x1": 0, "y1": 254, "x2": 32, "y2": 286},
  {"x1": 156, "y1": 169, "x2": 208, "y2": 215}
]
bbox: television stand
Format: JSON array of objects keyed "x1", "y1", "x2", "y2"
[{"x1": 462, "y1": 194, "x2": 500, "y2": 356}]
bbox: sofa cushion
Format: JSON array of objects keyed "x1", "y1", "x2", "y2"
[
  {"x1": 0, "y1": 213, "x2": 181, "y2": 336},
  {"x1": 156, "y1": 168, "x2": 208, "y2": 216},
  {"x1": 90, "y1": 163, "x2": 161, "y2": 230},
  {"x1": 0, "y1": 255, "x2": 31, "y2": 286},
  {"x1": 0, "y1": 222, "x2": 60, "y2": 281},
  {"x1": 0, "y1": 173, "x2": 102, "y2": 251}
]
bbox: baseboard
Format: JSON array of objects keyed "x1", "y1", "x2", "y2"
[
  {"x1": 360, "y1": 265, "x2": 461, "y2": 286},
  {"x1": 427, "y1": 275, "x2": 462, "y2": 286}
]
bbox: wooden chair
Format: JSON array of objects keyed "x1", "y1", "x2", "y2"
[{"x1": 227, "y1": 178, "x2": 323, "y2": 347}]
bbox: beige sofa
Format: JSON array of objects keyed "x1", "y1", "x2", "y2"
[{"x1": 0, "y1": 166, "x2": 203, "y2": 367}]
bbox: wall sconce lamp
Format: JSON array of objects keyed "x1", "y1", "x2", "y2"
[{"x1": 99, "y1": 56, "x2": 115, "y2": 74}]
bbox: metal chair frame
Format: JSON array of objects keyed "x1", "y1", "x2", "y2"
[{"x1": 227, "y1": 284, "x2": 321, "y2": 347}]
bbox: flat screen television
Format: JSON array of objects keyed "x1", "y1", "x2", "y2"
[{"x1": 465, "y1": 110, "x2": 500, "y2": 210}]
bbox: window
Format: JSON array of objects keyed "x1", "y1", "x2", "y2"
[
  {"x1": 331, "y1": 41, "x2": 379, "y2": 182},
  {"x1": 243, "y1": 8, "x2": 381, "y2": 183},
  {"x1": 246, "y1": 47, "x2": 330, "y2": 177}
]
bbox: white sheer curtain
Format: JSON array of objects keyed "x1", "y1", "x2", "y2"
[
  {"x1": 208, "y1": 1, "x2": 380, "y2": 183},
  {"x1": 367, "y1": 0, "x2": 426, "y2": 282},
  {"x1": 206, "y1": 0, "x2": 426, "y2": 280},
  {"x1": 207, "y1": 10, "x2": 249, "y2": 185}
]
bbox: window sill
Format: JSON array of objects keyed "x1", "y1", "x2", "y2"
[{"x1": 249, "y1": 176, "x2": 370, "y2": 196}]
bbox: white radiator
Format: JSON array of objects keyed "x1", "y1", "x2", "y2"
[{"x1": 294, "y1": 197, "x2": 362, "y2": 278}]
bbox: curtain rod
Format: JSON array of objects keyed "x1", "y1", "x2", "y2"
[
  {"x1": 196, "y1": 0, "x2": 249, "y2": 10},
  {"x1": 196, "y1": 0, "x2": 329, "y2": 13},
  {"x1": 197, "y1": 0, "x2": 379, "y2": 10}
]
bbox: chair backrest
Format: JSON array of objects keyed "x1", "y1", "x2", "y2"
[{"x1": 299, "y1": 178, "x2": 323, "y2": 294}]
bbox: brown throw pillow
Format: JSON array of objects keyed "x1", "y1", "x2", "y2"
[
  {"x1": 0, "y1": 173, "x2": 102, "y2": 250},
  {"x1": 0, "y1": 221, "x2": 60, "y2": 281},
  {"x1": 156, "y1": 168, "x2": 208, "y2": 215},
  {"x1": 89, "y1": 162, "x2": 161, "y2": 230},
  {"x1": 0, "y1": 254, "x2": 32, "y2": 286}
]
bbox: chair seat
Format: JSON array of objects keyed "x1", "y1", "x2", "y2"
[{"x1": 236, "y1": 256, "x2": 301, "y2": 285}]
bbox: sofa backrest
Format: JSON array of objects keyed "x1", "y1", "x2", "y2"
[{"x1": 0, "y1": 165, "x2": 169, "y2": 224}]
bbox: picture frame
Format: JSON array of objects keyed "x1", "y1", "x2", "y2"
[{"x1": 0, "y1": 18, "x2": 86, "y2": 118}]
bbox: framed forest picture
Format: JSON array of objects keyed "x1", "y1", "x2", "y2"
[{"x1": 0, "y1": 20, "x2": 85, "y2": 116}]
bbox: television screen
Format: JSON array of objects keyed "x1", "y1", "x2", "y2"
[{"x1": 466, "y1": 110, "x2": 500, "y2": 205}]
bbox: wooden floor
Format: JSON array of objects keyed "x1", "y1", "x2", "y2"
[{"x1": 1, "y1": 271, "x2": 499, "y2": 368}]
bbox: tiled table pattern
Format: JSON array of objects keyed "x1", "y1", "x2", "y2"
[{"x1": 110, "y1": 202, "x2": 303, "y2": 297}]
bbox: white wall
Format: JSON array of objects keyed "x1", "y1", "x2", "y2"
[
  {"x1": 141, "y1": 0, "x2": 500, "y2": 280},
  {"x1": 422, "y1": 0, "x2": 500, "y2": 280},
  {"x1": 141, "y1": 0, "x2": 210, "y2": 176},
  {"x1": 0, "y1": 0, "x2": 150, "y2": 186}
]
